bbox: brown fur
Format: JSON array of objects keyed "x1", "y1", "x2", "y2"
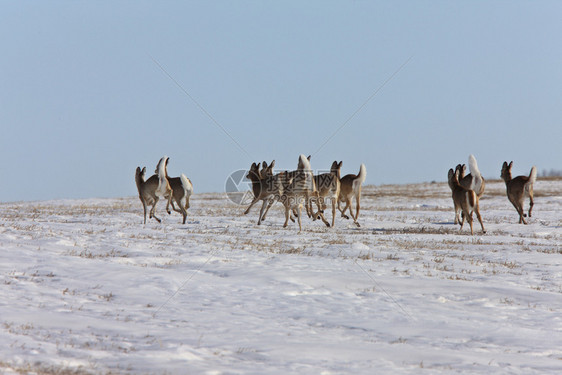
[
  {"x1": 501, "y1": 161, "x2": 536, "y2": 224},
  {"x1": 448, "y1": 168, "x2": 486, "y2": 235},
  {"x1": 161, "y1": 158, "x2": 193, "y2": 225},
  {"x1": 167, "y1": 176, "x2": 193, "y2": 224},
  {"x1": 338, "y1": 164, "x2": 366, "y2": 227},
  {"x1": 135, "y1": 163, "x2": 172, "y2": 224},
  {"x1": 278, "y1": 155, "x2": 317, "y2": 232},
  {"x1": 312, "y1": 161, "x2": 342, "y2": 227},
  {"x1": 455, "y1": 164, "x2": 486, "y2": 197},
  {"x1": 244, "y1": 162, "x2": 285, "y2": 225}
]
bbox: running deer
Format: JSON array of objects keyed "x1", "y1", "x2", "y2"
[
  {"x1": 338, "y1": 163, "x2": 367, "y2": 227},
  {"x1": 456, "y1": 154, "x2": 485, "y2": 197},
  {"x1": 162, "y1": 157, "x2": 194, "y2": 224},
  {"x1": 256, "y1": 160, "x2": 304, "y2": 224},
  {"x1": 243, "y1": 161, "x2": 285, "y2": 225},
  {"x1": 501, "y1": 161, "x2": 537, "y2": 224},
  {"x1": 312, "y1": 161, "x2": 342, "y2": 227},
  {"x1": 279, "y1": 154, "x2": 318, "y2": 232},
  {"x1": 448, "y1": 168, "x2": 486, "y2": 235},
  {"x1": 135, "y1": 156, "x2": 173, "y2": 224}
]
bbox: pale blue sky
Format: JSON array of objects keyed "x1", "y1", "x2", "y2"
[{"x1": 1, "y1": 1, "x2": 560, "y2": 202}]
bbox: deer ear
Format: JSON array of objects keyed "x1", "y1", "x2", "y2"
[
  {"x1": 270, "y1": 160, "x2": 275, "y2": 168},
  {"x1": 509, "y1": 161, "x2": 513, "y2": 169},
  {"x1": 307, "y1": 155, "x2": 311, "y2": 161},
  {"x1": 339, "y1": 161, "x2": 343, "y2": 168},
  {"x1": 142, "y1": 167, "x2": 146, "y2": 174}
]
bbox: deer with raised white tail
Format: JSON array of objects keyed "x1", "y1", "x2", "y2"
[
  {"x1": 501, "y1": 161, "x2": 537, "y2": 224},
  {"x1": 448, "y1": 168, "x2": 486, "y2": 235},
  {"x1": 279, "y1": 154, "x2": 318, "y2": 232},
  {"x1": 135, "y1": 156, "x2": 173, "y2": 224},
  {"x1": 161, "y1": 157, "x2": 194, "y2": 224},
  {"x1": 456, "y1": 154, "x2": 485, "y2": 197},
  {"x1": 338, "y1": 163, "x2": 366, "y2": 227}
]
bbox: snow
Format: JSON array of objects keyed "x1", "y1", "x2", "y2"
[{"x1": 1, "y1": 179, "x2": 561, "y2": 374}]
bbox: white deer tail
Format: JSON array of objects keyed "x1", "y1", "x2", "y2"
[
  {"x1": 528, "y1": 166, "x2": 537, "y2": 186},
  {"x1": 468, "y1": 155, "x2": 481, "y2": 179},
  {"x1": 468, "y1": 154, "x2": 483, "y2": 192},
  {"x1": 299, "y1": 154, "x2": 314, "y2": 190},
  {"x1": 352, "y1": 164, "x2": 367, "y2": 194},
  {"x1": 180, "y1": 174, "x2": 193, "y2": 197},
  {"x1": 155, "y1": 156, "x2": 169, "y2": 196},
  {"x1": 156, "y1": 156, "x2": 168, "y2": 178}
]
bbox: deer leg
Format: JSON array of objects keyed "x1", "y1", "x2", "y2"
[
  {"x1": 169, "y1": 198, "x2": 184, "y2": 214},
  {"x1": 306, "y1": 195, "x2": 313, "y2": 218},
  {"x1": 467, "y1": 212, "x2": 474, "y2": 235},
  {"x1": 149, "y1": 198, "x2": 161, "y2": 223},
  {"x1": 453, "y1": 201, "x2": 461, "y2": 225},
  {"x1": 179, "y1": 203, "x2": 188, "y2": 224},
  {"x1": 512, "y1": 200, "x2": 527, "y2": 224},
  {"x1": 244, "y1": 196, "x2": 261, "y2": 215},
  {"x1": 316, "y1": 210, "x2": 330, "y2": 227},
  {"x1": 354, "y1": 194, "x2": 361, "y2": 226},
  {"x1": 260, "y1": 198, "x2": 275, "y2": 221},
  {"x1": 528, "y1": 191, "x2": 534, "y2": 218},
  {"x1": 257, "y1": 200, "x2": 269, "y2": 225},
  {"x1": 312, "y1": 197, "x2": 326, "y2": 222},
  {"x1": 165, "y1": 195, "x2": 172, "y2": 215},
  {"x1": 458, "y1": 207, "x2": 465, "y2": 232},
  {"x1": 475, "y1": 204, "x2": 486, "y2": 234},
  {"x1": 150, "y1": 206, "x2": 161, "y2": 223},
  {"x1": 283, "y1": 200, "x2": 291, "y2": 228},
  {"x1": 331, "y1": 197, "x2": 336, "y2": 228},
  {"x1": 340, "y1": 199, "x2": 351, "y2": 219},
  {"x1": 297, "y1": 202, "x2": 303, "y2": 233},
  {"x1": 142, "y1": 201, "x2": 148, "y2": 224},
  {"x1": 348, "y1": 198, "x2": 357, "y2": 222}
]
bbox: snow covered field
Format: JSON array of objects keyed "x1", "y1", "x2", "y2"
[{"x1": 1, "y1": 179, "x2": 561, "y2": 374}]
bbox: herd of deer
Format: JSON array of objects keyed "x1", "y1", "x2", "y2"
[
  {"x1": 243, "y1": 155, "x2": 367, "y2": 231},
  {"x1": 135, "y1": 154, "x2": 536, "y2": 235}
]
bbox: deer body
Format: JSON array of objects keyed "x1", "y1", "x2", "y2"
[
  {"x1": 338, "y1": 163, "x2": 366, "y2": 227},
  {"x1": 279, "y1": 154, "x2": 317, "y2": 232},
  {"x1": 456, "y1": 154, "x2": 485, "y2": 197},
  {"x1": 501, "y1": 161, "x2": 536, "y2": 224},
  {"x1": 448, "y1": 168, "x2": 486, "y2": 235},
  {"x1": 135, "y1": 156, "x2": 173, "y2": 224},
  {"x1": 312, "y1": 161, "x2": 342, "y2": 227},
  {"x1": 244, "y1": 161, "x2": 285, "y2": 225},
  {"x1": 167, "y1": 174, "x2": 193, "y2": 224}
]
